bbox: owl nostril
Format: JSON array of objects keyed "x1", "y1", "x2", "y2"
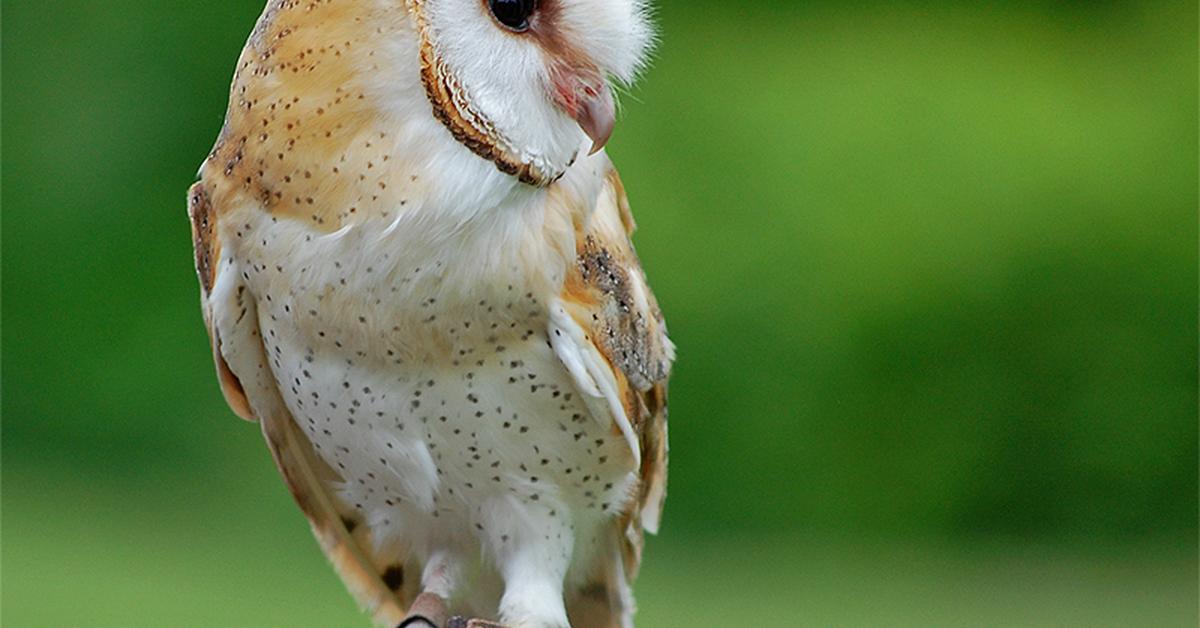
[{"x1": 488, "y1": 0, "x2": 537, "y2": 32}]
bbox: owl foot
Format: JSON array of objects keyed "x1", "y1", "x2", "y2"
[
  {"x1": 398, "y1": 592, "x2": 449, "y2": 628},
  {"x1": 446, "y1": 617, "x2": 508, "y2": 628}
]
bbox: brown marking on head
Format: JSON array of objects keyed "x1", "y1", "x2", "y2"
[
  {"x1": 381, "y1": 564, "x2": 405, "y2": 591},
  {"x1": 527, "y1": 0, "x2": 608, "y2": 119},
  {"x1": 418, "y1": 45, "x2": 547, "y2": 186},
  {"x1": 500, "y1": 0, "x2": 593, "y2": 74},
  {"x1": 340, "y1": 515, "x2": 359, "y2": 534},
  {"x1": 523, "y1": 0, "x2": 573, "y2": 56},
  {"x1": 412, "y1": 4, "x2": 559, "y2": 187}
]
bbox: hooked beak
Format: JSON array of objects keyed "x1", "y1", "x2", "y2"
[
  {"x1": 552, "y1": 69, "x2": 616, "y2": 155},
  {"x1": 575, "y1": 84, "x2": 615, "y2": 155}
]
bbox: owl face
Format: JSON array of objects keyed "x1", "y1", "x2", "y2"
[{"x1": 412, "y1": 0, "x2": 653, "y2": 185}]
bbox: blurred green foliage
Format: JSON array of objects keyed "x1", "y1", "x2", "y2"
[{"x1": 3, "y1": 0, "x2": 1196, "y2": 625}]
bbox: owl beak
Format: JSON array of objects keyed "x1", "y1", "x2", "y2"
[
  {"x1": 552, "y1": 70, "x2": 616, "y2": 155},
  {"x1": 575, "y1": 85, "x2": 615, "y2": 155}
]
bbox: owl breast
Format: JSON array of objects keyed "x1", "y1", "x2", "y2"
[{"x1": 223, "y1": 200, "x2": 638, "y2": 568}]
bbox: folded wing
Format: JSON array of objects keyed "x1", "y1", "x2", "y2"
[
  {"x1": 188, "y1": 181, "x2": 410, "y2": 626},
  {"x1": 550, "y1": 169, "x2": 674, "y2": 626}
]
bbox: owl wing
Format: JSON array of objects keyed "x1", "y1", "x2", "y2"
[
  {"x1": 188, "y1": 182, "x2": 410, "y2": 627},
  {"x1": 188, "y1": 182, "x2": 254, "y2": 422},
  {"x1": 549, "y1": 169, "x2": 674, "y2": 626}
]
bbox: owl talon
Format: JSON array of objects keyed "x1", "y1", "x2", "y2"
[{"x1": 446, "y1": 616, "x2": 508, "y2": 628}]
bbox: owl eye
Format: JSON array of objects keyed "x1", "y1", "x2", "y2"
[{"x1": 488, "y1": 0, "x2": 536, "y2": 31}]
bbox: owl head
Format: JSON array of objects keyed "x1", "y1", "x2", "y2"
[{"x1": 410, "y1": 0, "x2": 654, "y2": 185}]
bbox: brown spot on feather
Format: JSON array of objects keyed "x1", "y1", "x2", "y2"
[
  {"x1": 381, "y1": 564, "x2": 404, "y2": 591},
  {"x1": 579, "y1": 581, "x2": 608, "y2": 601}
]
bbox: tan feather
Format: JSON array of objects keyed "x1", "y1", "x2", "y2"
[
  {"x1": 189, "y1": 182, "x2": 254, "y2": 422},
  {"x1": 559, "y1": 168, "x2": 674, "y2": 623},
  {"x1": 204, "y1": 0, "x2": 424, "y2": 232},
  {"x1": 191, "y1": 186, "x2": 412, "y2": 627},
  {"x1": 191, "y1": 2, "x2": 670, "y2": 623},
  {"x1": 260, "y1": 408, "x2": 409, "y2": 627}
]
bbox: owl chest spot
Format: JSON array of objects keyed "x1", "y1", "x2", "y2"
[
  {"x1": 231, "y1": 206, "x2": 638, "y2": 535},
  {"x1": 265, "y1": 318, "x2": 635, "y2": 531},
  {"x1": 234, "y1": 211, "x2": 635, "y2": 535},
  {"x1": 232, "y1": 207, "x2": 566, "y2": 364}
]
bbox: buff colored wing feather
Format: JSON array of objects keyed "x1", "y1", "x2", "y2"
[
  {"x1": 189, "y1": 182, "x2": 254, "y2": 421},
  {"x1": 553, "y1": 170, "x2": 674, "y2": 626},
  {"x1": 188, "y1": 182, "x2": 411, "y2": 627},
  {"x1": 260, "y1": 398, "x2": 411, "y2": 627}
]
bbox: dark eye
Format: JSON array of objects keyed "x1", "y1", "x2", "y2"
[{"x1": 488, "y1": 0, "x2": 536, "y2": 31}]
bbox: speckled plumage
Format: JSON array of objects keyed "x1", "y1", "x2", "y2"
[{"x1": 188, "y1": 1, "x2": 669, "y2": 627}]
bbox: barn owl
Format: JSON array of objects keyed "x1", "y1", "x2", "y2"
[{"x1": 186, "y1": 1, "x2": 672, "y2": 627}]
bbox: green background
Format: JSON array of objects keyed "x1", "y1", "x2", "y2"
[{"x1": 3, "y1": 0, "x2": 1196, "y2": 625}]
